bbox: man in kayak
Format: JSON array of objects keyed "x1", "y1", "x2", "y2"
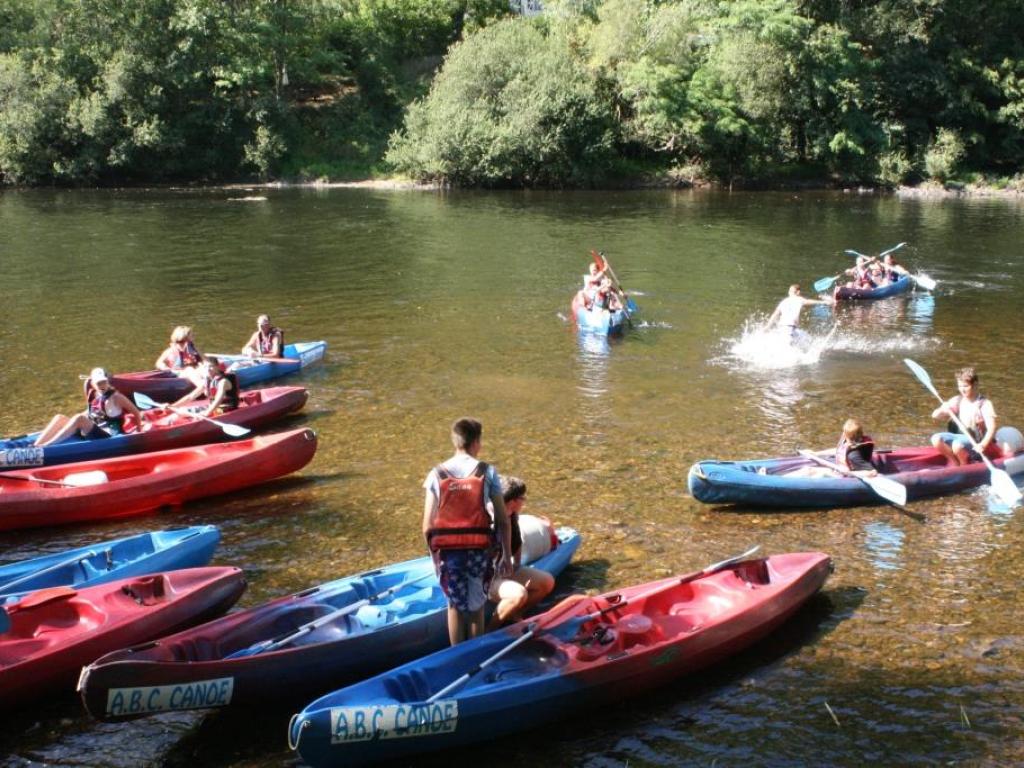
[
  {"x1": 764, "y1": 284, "x2": 834, "y2": 346},
  {"x1": 34, "y1": 368, "x2": 145, "y2": 446},
  {"x1": 423, "y1": 418, "x2": 512, "y2": 645},
  {"x1": 241, "y1": 314, "x2": 284, "y2": 359},
  {"x1": 930, "y1": 367, "x2": 998, "y2": 466},
  {"x1": 487, "y1": 477, "x2": 555, "y2": 629},
  {"x1": 878, "y1": 253, "x2": 910, "y2": 283}
]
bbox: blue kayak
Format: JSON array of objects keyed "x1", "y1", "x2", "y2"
[
  {"x1": 79, "y1": 523, "x2": 581, "y2": 720},
  {"x1": 571, "y1": 291, "x2": 638, "y2": 334},
  {"x1": 109, "y1": 340, "x2": 328, "y2": 401},
  {"x1": 0, "y1": 525, "x2": 220, "y2": 605},
  {"x1": 834, "y1": 274, "x2": 912, "y2": 300}
]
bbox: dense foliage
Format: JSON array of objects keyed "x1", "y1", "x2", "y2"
[{"x1": 1, "y1": 0, "x2": 1023, "y2": 187}]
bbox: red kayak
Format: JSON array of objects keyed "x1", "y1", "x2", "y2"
[
  {"x1": 0, "y1": 428, "x2": 317, "y2": 531},
  {"x1": 0, "y1": 567, "x2": 245, "y2": 708}
]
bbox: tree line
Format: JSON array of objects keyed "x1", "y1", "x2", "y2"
[{"x1": 1, "y1": 0, "x2": 1022, "y2": 188}]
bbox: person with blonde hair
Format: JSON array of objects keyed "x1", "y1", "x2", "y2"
[
  {"x1": 241, "y1": 314, "x2": 284, "y2": 359},
  {"x1": 155, "y1": 326, "x2": 204, "y2": 387}
]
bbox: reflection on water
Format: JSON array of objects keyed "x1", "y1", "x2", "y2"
[{"x1": 862, "y1": 520, "x2": 905, "y2": 571}]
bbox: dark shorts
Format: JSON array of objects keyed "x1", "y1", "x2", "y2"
[
  {"x1": 82, "y1": 424, "x2": 114, "y2": 440},
  {"x1": 437, "y1": 548, "x2": 494, "y2": 613}
]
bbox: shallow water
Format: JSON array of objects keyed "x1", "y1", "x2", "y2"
[{"x1": 1, "y1": 188, "x2": 1024, "y2": 766}]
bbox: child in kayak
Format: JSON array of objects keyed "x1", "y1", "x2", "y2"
[
  {"x1": 930, "y1": 366, "x2": 997, "y2": 466},
  {"x1": 786, "y1": 418, "x2": 878, "y2": 478}
]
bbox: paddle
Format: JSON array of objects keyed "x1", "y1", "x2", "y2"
[
  {"x1": 797, "y1": 450, "x2": 919, "y2": 518},
  {"x1": 132, "y1": 392, "x2": 251, "y2": 438},
  {"x1": 904, "y1": 358, "x2": 1022, "y2": 505},
  {"x1": 591, "y1": 250, "x2": 633, "y2": 327},
  {"x1": 0, "y1": 550, "x2": 99, "y2": 594},
  {"x1": 0, "y1": 472, "x2": 74, "y2": 488},
  {"x1": 424, "y1": 545, "x2": 761, "y2": 704},
  {"x1": 208, "y1": 353, "x2": 300, "y2": 365},
  {"x1": 226, "y1": 570, "x2": 437, "y2": 658},
  {"x1": 845, "y1": 244, "x2": 934, "y2": 290},
  {"x1": 813, "y1": 273, "x2": 844, "y2": 293}
]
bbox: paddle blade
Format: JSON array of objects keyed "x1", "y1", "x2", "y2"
[
  {"x1": 844, "y1": 249, "x2": 866, "y2": 259},
  {"x1": 913, "y1": 274, "x2": 937, "y2": 291},
  {"x1": 814, "y1": 275, "x2": 840, "y2": 293},
  {"x1": 590, "y1": 250, "x2": 606, "y2": 271},
  {"x1": 222, "y1": 423, "x2": 251, "y2": 438},
  {"x1": 903, "y1": 358, "x2": 940, "y2": 400},
  {"x1": 881, "y1": 242, "x2": 907, "y2": 258},
  {"x1": 989, "y1": 467, "x2": 1023, "y2": 506},
  {"x1": 133, "y1": 391, "x2": 161, "y2": 410},
  {"x1": 864, "y1": 475, "x2": 908, "y2": 507}
]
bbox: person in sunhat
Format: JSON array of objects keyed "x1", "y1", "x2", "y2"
[{"x1": 34, "y1": 368, "x2": 145, "y2": 446}]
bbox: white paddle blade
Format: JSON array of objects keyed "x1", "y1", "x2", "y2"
[
  {"x1": 881, "y1": 242, "x2": 907, "y2": 257},
  {"x1": 844, "y1": 249, "x2": 866, "y2": 258},
  {"x1": 989, "y1": 468, "x2": 1023, "y2": 505},
  {"x1": 133, "y1": 392, "x2": 160, "y2": 410},
  {"x1": 221, "y1": 422, "x2": 251, "y2": 438},
  {"x1": 913, "y1": 274, "x2": 937, "y2": 291},
  {"x1": 903, "y1": 358, "x2": 940, "y2": 400},
  {"x1": 866, "y1": 475, "x2": 908, "y2": 507}
]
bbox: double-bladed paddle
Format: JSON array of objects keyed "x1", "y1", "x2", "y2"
[
  {"x1": 133, "y1": 392, "x2": 250, "y2": 438},
  {"x1": 797, "y1": 449, "x2": 919, "y2": 519},
  {"x1": 904, "y1": 358, "x2": 1022, "y2": 505},
  {"x1": 424, "y1": 546, "x2": 761, "y2": 704},
  {"x1": 844, "y1": 244, "x2": 936, "y2": 290},
  {"x1": 207, "y1": 352, "x2": 301, "y2": 365},
  {"x1": 813, "y1": 273, "x2": 844, "y2": 293},
  {"x1": 227, "y1": 569, "x2": 437, "y2": 658}
]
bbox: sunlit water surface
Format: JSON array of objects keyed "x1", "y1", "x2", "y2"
[{"x1": 1, "y1": 188, "x2": 1024, "y2": 766}]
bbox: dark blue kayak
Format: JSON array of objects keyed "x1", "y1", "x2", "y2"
[
  {"x1": 79, "y1": 524, "x2": 581, "y2": 720},
  {"x1": 571, "y1": 291, "x2": 638, "y2": 334},
  {"x1": 834, "y1": 274, "x2": 912, "y2": 300},
  {"x1": 0, "y1": 525, "x2": 220, "y2": 605}
]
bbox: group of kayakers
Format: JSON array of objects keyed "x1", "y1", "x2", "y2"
[
  {"x1": 33, "y1": 315, "x2": 284, "y2": 448},
  {"x1": 580, "y1": 260, "x2": 625, "y2": 312}
]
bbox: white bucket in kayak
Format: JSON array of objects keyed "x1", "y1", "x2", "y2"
[{"x1": 63, "y1": 470, "x2": 109, "y2": 487}]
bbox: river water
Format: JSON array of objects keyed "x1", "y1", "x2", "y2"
[{"x1": 1, "y1": 187, "x2": 1023, "y2": 766}]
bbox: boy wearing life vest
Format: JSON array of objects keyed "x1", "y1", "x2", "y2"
[
  {"x1": 835, "y1": 418, "x2": 877, "y2": 475},
  {"x1": 171, "y1": 356, "x2": 239, "y2": 416},
  {"x1": 423, "y1": 418, "x2": 512, "y2": 645},
  {"x1": 487, "y1": 477, "x2": 556, "y2": 629},
  {"x1": 930, "y1": 367, "x2": 998, "y2": 466}
]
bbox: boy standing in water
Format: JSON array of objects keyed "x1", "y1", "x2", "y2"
[
  {"x1": 423, "y1": 418, "x2": 512, "y2": 645},
  {"x1": 764, "y1": 284, "x2": 834, "y2": 345}
]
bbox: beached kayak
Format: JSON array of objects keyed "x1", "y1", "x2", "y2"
[
  {"x1": 0, "y1": 385, "x2": 308, "y2": 470},
  {"x1": 571, "y1": 291, "x2": 638, "y2": 334},
  {"x1": 0, "y1": 428, "x2": 316, "y2": 531},
  {"x1": 0, "y1": 526, "x2": 220, "y2": 604},
  {"x1": 110, "y1": 341, "x2": 327, "y2": 400},
  {"x1": 0, "y1": 567, "x2": 246, "y2": 708},
  {"x1": 79, "y1": 523, "x2": 581, "y2": 720},
  {"x1": 688, "y1": 445, "x2": 1024, "y2": 508},
  {"x1": 288, "y1": 551, "x2": 830, "y2": 767},
  {"x1": 834, "y1": 274, "x2": 912, "y2": 300}
]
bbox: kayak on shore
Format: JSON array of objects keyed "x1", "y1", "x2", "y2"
[
  {"x1": 288, "y1": 551, "x2": 830, "y2": 767},
  {"x1": 0, "y1": 428, "x2": 317, "y2": 531},
  {"x1": 0, "y1": 567, "x2": 246, "y2": 708},
  {"x1": 688, "y1": 443, "x2": 1024, "y2": 508},
  {"x1": 0, "y1": 526, "x2": 220, "y2": 604},
  {"x1": 79, "y1": 522, "x2": 581, "y2": 720},
  {"x1": 110, "y1": 341, "x2": 327, "y2": 400},
  {"x1": 0, "y1": 385, "x2": 308, "y2": 470}
]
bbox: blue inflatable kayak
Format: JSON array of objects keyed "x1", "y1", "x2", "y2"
[
  {"x1": 110, "y1": 341, "x2": 327, "y2": 400},
  {"x1": 0, "y1": 525, "x2": 220, "y2": 605},
  {"x1": 79, "y1": 523, "x2": 581, "y2": 720},
  {"x1": 834, "y1": 274, "x2": 912, "y2": 300},
  {"x1": 571, "y1": 291, "x2": 637, "y2": 334}
]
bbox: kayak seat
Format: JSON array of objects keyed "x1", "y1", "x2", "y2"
[
  {"x1": 383, "y1": 669, "x2": 433, "y2": 701},
  {"x1": 121, "y1": 575, "x2": 167, "y2": 606}
]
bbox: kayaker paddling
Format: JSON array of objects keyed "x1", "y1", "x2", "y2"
[
  {"x1": 930, "y1": 367, "x2": 998, "y2": 466},
  {"x1": 34, "y1": 368, "x2": 145, "y2": 447},
  {"x1": 764, "y1": 284, "x2": 834, "y2": 345}
]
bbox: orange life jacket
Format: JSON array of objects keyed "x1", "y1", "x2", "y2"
[{"x1": 426, "y1": 462, "x2": 494, "y2": 552}]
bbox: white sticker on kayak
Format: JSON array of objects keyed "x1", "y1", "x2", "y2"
[
  {"x1": 105, "y1": 677, "x2": 234, "y2": 716},
  {"x1": 299, "y1": 347, "x2": 323, "y2": 366},
  {"x1": 329, "y1": 700, "x2": 458, "y2": 744},
  {"x1": 0, "y1": 446, "x2": 44, "y2": 468}
]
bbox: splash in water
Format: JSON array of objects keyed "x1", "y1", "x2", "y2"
[{"x1": 726, "y1": 318, "x2": 837, "y2": 369}]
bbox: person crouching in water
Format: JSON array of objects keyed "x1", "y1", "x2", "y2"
[{"x1": 423, "y1": 418, "x2": 512, "y2": 645}]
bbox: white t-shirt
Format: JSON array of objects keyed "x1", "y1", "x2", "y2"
[
  {"x1": 776, "y1": 295, "x2": 805, "y2": 329},
  {"x1": 423, "y1": 453, "x2": 502, "y2": 506}
]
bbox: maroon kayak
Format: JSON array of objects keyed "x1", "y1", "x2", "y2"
[
  {"x1": 0, "y1": 567, "x2": 246, "y2": 707},
  {"x1": 0, "y1": 428, "x2": 317, "y2": 531}
]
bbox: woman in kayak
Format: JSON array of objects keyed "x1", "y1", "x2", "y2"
[
  {"x1": 34, "y1": 368, "x2": 145, "y2": 446},
  {"x1": 487, "y1": 477, "x2": 555, "y2": 629},
  {"x1": 171, "y1": 356, "x2": 239, "y2": 416},
  {"x1": 930, "y1": 367, "x2": 997, "y2": 466},
  {"x1": 155, "y1": 326, "x2": 205, "y2": 387},
  {"x1": 241, "y1": 314, "x2": 284, "y2": 359}
]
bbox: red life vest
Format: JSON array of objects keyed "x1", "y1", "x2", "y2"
[
  {"x1": 87, "y1": 386, "x2": 124, "y2": 432},
  {"x1": 948, "y1": 395, "x2": 988, "y2": 442},
  {"x1": 835, "y1": 434, "x2": 874, "y2": 470},
  {"x1": 427, "y1": 462, "x2": 494, "y2": 552},
  {"x1": 176, "y1": 341, "x2": 201, "y2": 368},
  {"x1": 257, "y1": 327, "x2": 283, "y2": 356}
]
